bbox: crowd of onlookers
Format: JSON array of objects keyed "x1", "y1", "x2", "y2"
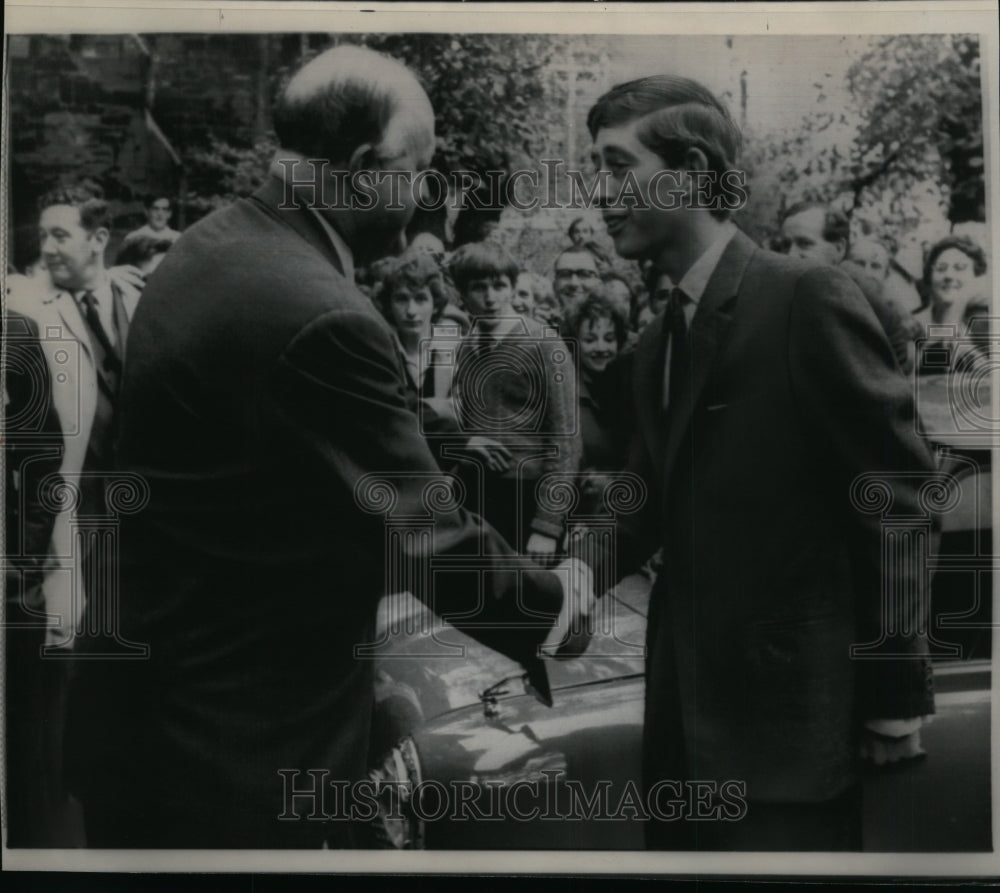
[
  {"x1": 7, "y1": 188, "x2": 993, "y2": 563},
  {"x1": 6, "y1": 188, "x2": 993, "y2": 522},
  {"x1": 1, "y1": 159, "x2": 993, "y2": 849},
  {"x1": 361, "y1": 204, "x2": 992, "y2": 481}
]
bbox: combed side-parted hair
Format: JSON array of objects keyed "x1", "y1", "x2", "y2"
[
  {"x1": 448, "y1": 242, "x2": 520, "y2": 294},
  {"x1": 144, "y1": 194, "x2": 173, "y2": 210},
  {"x1": 39, "y1": 181, "x2": 111, "y2": 233},
  {"x1": 586, "y1": 74, "x2": 742, "y2": 219},
  {"x1": 273, "y1": 44, "x2": 424, "y2": 164}
]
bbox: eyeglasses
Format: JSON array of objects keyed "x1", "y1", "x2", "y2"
[{"x1": 555, "y1": 268, "x2": 599, "y2": 281}]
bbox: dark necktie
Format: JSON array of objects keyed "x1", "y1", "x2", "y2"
[
  {"x1": 79, "y1": 290, "x2": 121, "y2": 372},
  {"x1": 666, "y1": 287, "x2": 691, "y2": 410}
]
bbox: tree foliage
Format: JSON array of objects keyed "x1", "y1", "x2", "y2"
[
  {"x1": 740, "y1": 34, "x2": 984, "y2": 246},
  {"x1": 181, "y1": 134, "x2": 279, "y2": 218},
  {"x1": 269, "y1": 34, "x2": 560, "y2": 179},
  {"x1": 178, "y1": 34, "x2": 565, "y2": 224},
  {"x1": 847, "y1": 34, "x2": 983, "y2": 224}
]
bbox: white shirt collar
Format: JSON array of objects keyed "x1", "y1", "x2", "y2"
[
  {"x1": 269, "y1": 154, "x2": 355, "y2": 283},
  {"x1": 659, "y1": 222, "x2": 737, "y2": 410},
  {"x1": 673, "y1": 221, "x2": 738, "y2": 306}
]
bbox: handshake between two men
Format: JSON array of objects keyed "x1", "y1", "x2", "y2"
[{"x1": 542, "y1": 557, "x2": 597, "y2": 660}]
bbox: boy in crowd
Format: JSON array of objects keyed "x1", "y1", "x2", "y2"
[
  {"x1": 448, "y1": 243, "x2": 581, "y2": 565},
  {"x1": 123, "y1": 194, "x2": 181, "y2": 245}
]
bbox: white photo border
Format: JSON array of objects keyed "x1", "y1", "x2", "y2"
[{"x1": 3, "y1": 0, "x2": 998, "y2": 878}]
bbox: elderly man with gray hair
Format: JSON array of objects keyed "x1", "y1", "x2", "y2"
[{"x1": 68, "y1": 45, "x2": 592, "y2": 849}]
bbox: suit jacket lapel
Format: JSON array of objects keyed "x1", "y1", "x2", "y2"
[
  {"x1": 633, "y1": 312, "x2": 669, "y2": 477},
  {"x1": 660, "y1": 231, "x2": 757, "y2": 496},
  {"x1": 111, "y1": 282, "x2": 130, "y2": 364},
  {"x1": 52, "y1": 291, "x2": 94, "y2": 365}
]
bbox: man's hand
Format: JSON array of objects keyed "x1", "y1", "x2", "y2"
[
  {"x1": 109, "y1": 264, "x2": 146, "y2": 291},
  {"x1": 464, "y1": 436, "x2": 513, "y2": 472},
  {"x1": 542, "y1": 557, "x2": 595, "y2": 659},
  {"x1": 526, "y1": 531, "x2": 558, "y2": 566},
  {"x1": 860, "y1": 718, "x2": 926, "y2": 767}
]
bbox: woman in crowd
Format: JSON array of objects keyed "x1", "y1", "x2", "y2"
[
  {"x1": 915, "y1": 235, "x2": 990, "y2": 373},
  {"x1": 378, "y1": 252, "x2": 455, "y2": 404},
  {"x1": 512, "y1": 270, "x2": 555, "y2": 323},
  {"x1": 600, "y1": 271, "x2": 641, "y2": 347},
  {"x1": 918, "y1": 235, "x2": 988, "y2": 322},
  {"x1": 568, "y1": 292, "x2": 633, "y2": 513}
]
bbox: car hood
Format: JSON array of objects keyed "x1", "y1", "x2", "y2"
[
  {"x1": 413, "y1": 673, "x2": 644, "y2": 781},
  {"x1": 371, "y1": 575, "x2": 649, "y2": 719}
]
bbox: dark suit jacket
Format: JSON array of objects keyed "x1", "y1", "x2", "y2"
[
  {"x1": 601, "y1": 231, "x2": 936, "y2": 804},
  {"x1": 3, "y1": 310, "x2": 63, "y2": 582},
  {"x1": 68, "y1": 178, "x2": 563, "y2": 847}
]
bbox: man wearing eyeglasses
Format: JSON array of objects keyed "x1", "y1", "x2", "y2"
[{"x1": 553, "y1": 246, "x2": 601, "y2": 315}]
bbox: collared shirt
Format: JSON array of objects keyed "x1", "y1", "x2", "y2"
[
  {"x1": 662, "y1": 222, "x2": 737, "y2": 409},
  {"x1": 73, "y1": 275, "x2": 118, "y2": 349},
  {"x1": 268, "y1": 155, "x2": 355, "y2": 283},
  {"x1": 392, "y1": 331, "x2": 425, "y2": 392}
]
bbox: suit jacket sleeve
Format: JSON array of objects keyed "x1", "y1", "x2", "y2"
[
  {"x1": 787, "y1": 266, "x2": 937, "y2": 721},
  {"x1": 269, "y1": 307, "x2": 564, "y2": 670},
  {"x1": 569, "y1": 391, "x2": 661, "y2": 596},
  {"x1": 531, "y1": 335, "x2": 583, "y2": 539}
]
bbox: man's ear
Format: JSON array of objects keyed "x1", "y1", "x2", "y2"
[
  {"x1": 91, "y1": 227, "x2": 110, "y2": 251},
  {"x1": 679, "y1": 146, "x2": 711, "y2": 198},
  {"x1": 682, "y1": 146, "x2": 710, "y2": 173},
  {"x1": 348, "y1": 142, "x2": 379, "y2": 176},
  {"x1": 833, "y1": 238, "x2": 847, "y2": 263}
]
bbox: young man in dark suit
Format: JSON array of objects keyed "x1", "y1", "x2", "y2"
[
  {"x1": 582, "y1": 75, "x2": 937, "y2": 850},
  {"x1": 67, "y1": 46, "x2": 591, "y2": 849}
]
